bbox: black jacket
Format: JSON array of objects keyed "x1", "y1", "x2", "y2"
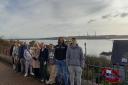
[
  {"x1": 10, "y1": 45, "x2": 14, "y2": 56},
  {"x1": 39, "y1": 48, "x2": 49, "y2": 62},
  {"x1": 54, "y1": 44, "x2": 67, "y2": 60},
  {"x1": 18, "y1": 45, "x2": 26, "y2": 59}
]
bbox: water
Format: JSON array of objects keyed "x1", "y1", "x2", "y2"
[
  {"x1": 37, "y1": 39, "x2": 113, "y2": 56},
  {"x1": 78, "y1": 40, "x2": 113, "y2": 56}
]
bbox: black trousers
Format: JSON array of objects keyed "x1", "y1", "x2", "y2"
[
  {"x1": 16, "y1": 60, "x2": 21, "y2": 72},
  {"x1": 34, "y1": 68, "x2": 40, "y2": 78},
  {"x1": 40, "y1": 62, "x2": 49, "y2": 81}
]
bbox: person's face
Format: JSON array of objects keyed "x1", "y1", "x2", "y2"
[
  {"x1": 59, "y1": 37, "x2": 64, "y2": 44},
  {"x1": 20, "y1": 42, "x2": 23, "y2": 45},
  {"x1": 49, "y1": 44, "x2": 53, "y2": 49},
  {"x1": 40, "y1": 43, "x2": 45, "y2": 48},
  {"x1": 18, "y1": 44, "x2": 21, "y2": 47},
  {"x1": 71, "y1": 39, "x2": 77, "y2": 45},
  {"x1": 24, "y1": 42, "x2": 27, "y2": 45},
  {"x1": 14, "y1": 42, "x2": 16, "y2": 45}
]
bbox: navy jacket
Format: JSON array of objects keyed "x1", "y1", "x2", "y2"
[
  {"x1": 39, "y1": 48, "x2": 49, "y2": 62},
  {"x1": 54, "y1": 43, "x2": 67, "y2": 60},
  {"x1": 18, "y1": 45, "x2": 26, "y2": 59}
]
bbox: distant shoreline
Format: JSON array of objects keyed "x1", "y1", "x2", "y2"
[{"x1": 4, "y1": 35, "x2": 128, "y2": 40}]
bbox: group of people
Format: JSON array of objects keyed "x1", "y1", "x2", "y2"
[{"x1": 10, "y1": 37, "x2": 85, "y2": 85}]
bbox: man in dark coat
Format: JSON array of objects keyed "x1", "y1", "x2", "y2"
[{"x1": 54, "y1": 37, "x2": 69, "y2": 85}]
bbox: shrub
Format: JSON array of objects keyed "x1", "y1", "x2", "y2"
[{"x1": 83, "y1": 55, "x2": 111, "y2": 80}]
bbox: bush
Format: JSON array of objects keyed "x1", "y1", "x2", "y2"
[
  {"x1": 0, "y1": 39, "x2": 11, "y2": 54},
  {"x1": 86, "y1": 55, "x2": 111, "y2": 66},
  {"x1": 82, "y1": 55, "x2": 111, "y2": 80}
]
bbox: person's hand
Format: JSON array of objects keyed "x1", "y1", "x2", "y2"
[
  {"x1": 81, "y1": 65, "x2": 85, "y2": 70},
  {"x1": 33, "y1": 57, "x2": 37, "y2": 60},
  {"x1": 63, "y1": 60, "x2": 66, "y2": 63},
  {"x1": 44, "y1": 61, "x2": 47, "y2": 65}
]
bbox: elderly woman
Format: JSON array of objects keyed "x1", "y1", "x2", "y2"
[
  {"x1": 39, "y1": 43, "x2": 49, "y2": 83},
  {"x1": 12, "y1": 42, "x2": 19, "y2": 71},
  {"x1": 24, "y1": 44, "x2": 34, "y2": 77},
  {"x1": 46, "y1": 44, "x2": 56, "y2": 84},
  {"x1": 31, "y1": 43, "x2": 40, "y2": 78}
]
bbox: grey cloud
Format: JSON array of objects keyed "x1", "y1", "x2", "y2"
[
  {"x1": 5, "y1": 0, "x2": 112, "y2": 21},
  {"x1": 87, "y1": 19, "x2": 96, "y2": 24},
  {"x1": 101, "y1": 12, "x2": 128, "y2": 19},
  {"x1": 49, "y1": 0, "x2": 111, "y2": 20},
  {"x1": 102, "y1": 14, "x2": 111, "y2": 19},
  {"x1": 113, "y1": 12, "x2": 128, "y2": 18},
  {"x1": 113, "y1": 14, "x2": 119, "y2": 17},
  {"x1": 120, "y1": 13, "x2": 128, "y2": 18}
]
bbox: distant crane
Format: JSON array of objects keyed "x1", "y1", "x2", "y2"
[{"x1": 95, "y1": 31, "x2": 96, "y2": 37}]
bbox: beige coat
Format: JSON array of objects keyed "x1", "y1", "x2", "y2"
[{"x1": 31, "y1": 48, "x2": 40, "y2": 68}]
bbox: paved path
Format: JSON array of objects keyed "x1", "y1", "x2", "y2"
[
  {"x1": 0, "y1": 54, "x2": 97, "y2": 85},
  {"x1": 0, "y1": 61, "x2": 43, "y2": 85}
]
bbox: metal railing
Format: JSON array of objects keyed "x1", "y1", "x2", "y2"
[
  {"x1": 0, "y1": 46, "x2": 10, "y2": 56},
  {"x1": 82, "y1": 64, "x2": 128, "y2": 85}
]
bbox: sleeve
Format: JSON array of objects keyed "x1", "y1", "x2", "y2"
[
  {"x1": 45, "y1": 49, "x2": 49, "y2": 62},
  {"x1": 24, "y1": 50, "x2": 27, "y2": 60},
  {"x1": 18, "y1": 47, "x2": 21, "y2": 58},
  {"x1": 36, "y1": 49, "x2": 40, "y2": 59},
  {"x1": 80, "y1": 47, "x2": 85, "y2": 69},
  {"x1": 54, "y1": 46, "x2": 56, "y2": 59},
  {"x1": 16, "y1": 47, "x2": 19, "y2": 56},
  {"x1": 10, "y1": 45, "x2": 14, "y2": 56},
  {"x1": 41, "y1": 49, "x2": 49, "y2": 62},
  {"x1": 33, "y1": 51, "x2": 38, "y2": 60},
  {"x1": 66, "y1": 47, "x2": 70, "y2": 65},
  {"x1": 12, "y1": 47, "x2": 15, "y2": 57},
  {"x1": 38, "y1": 49, "x2": 42, "y2": 61}
]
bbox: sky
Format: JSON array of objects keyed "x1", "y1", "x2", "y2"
[{"x1": 1, "y1": 0, "x2": 128, "y2": 38}]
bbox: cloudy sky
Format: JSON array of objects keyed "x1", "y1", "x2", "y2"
[{"x1": 1, "y1": 0, "x2": 128, "y2": 38}]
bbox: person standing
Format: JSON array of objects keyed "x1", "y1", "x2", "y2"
[
  {"x1": 18, "y1": 42, "x2": 26, "y2": 73},
  {"x1": 10, "y1": 42, "x2": 15, "y2": 69},
  {"x1": 12, "y1": 42, "x2": 19, "y2": 71},
  {"x1": 66, "y1": 38, "x2": 85, "y2": 85},
  {"x1": 31, "y1": 43, "x2": 40, "y2": 79},
  {"x1": 46, "y1": 44, "x2": 56, "y2": 84},
  {"x1": 54, "y1": 37, "x2": 69, "y2": 85},
  {"x1": 24, "y1": 45, "x2": 34, "y2": 77},
  {"x1": 39, "y1": 43, "x2": 49, "y2": 83}
]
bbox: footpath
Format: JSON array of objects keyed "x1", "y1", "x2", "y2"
[{"x1": 0, "y1": 61, "x2": 43, "y2": 85}]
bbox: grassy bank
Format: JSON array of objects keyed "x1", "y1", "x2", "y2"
[{"x1": 82, "y1": 55, "x2": 111, "y2": 80}]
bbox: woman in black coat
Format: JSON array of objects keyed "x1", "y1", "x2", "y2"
[{"x1": 39, "y1": 43, "x2": 49, "y2": 83}]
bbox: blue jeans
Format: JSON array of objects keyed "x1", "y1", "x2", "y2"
[{"x1": 56, "y1": 60, "x2": 69, "y2": 85}]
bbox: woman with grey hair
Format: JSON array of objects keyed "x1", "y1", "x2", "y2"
[
  {"x1": 24, "y1": 44, "x2": 34, "y2": 77},
  {"x1": 31, "y1": 43, "x2": 40, "y2": 78},
  {"x1": 12, "y1": 42, "x2": 19, "y2": 71}
]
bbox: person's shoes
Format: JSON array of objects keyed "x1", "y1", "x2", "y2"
[
  {"x1": 46, "y1": 80, "x2": 49, "y2": 84},
  {"x1": 40, "y1": 79, "x2": 44, "y2": 83},
  {"x1": 30, "y1": 72, "x2": 34, "y2": 76},
  {"x1": 24, "y1": 73, "x2": 28, "y2": 77},
  {"x1": 46, "y1": 80, "x2": 55, "y2": 85},
  {"x1": 13, "y1": 64, "x2": 16, "y2": 70}
]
